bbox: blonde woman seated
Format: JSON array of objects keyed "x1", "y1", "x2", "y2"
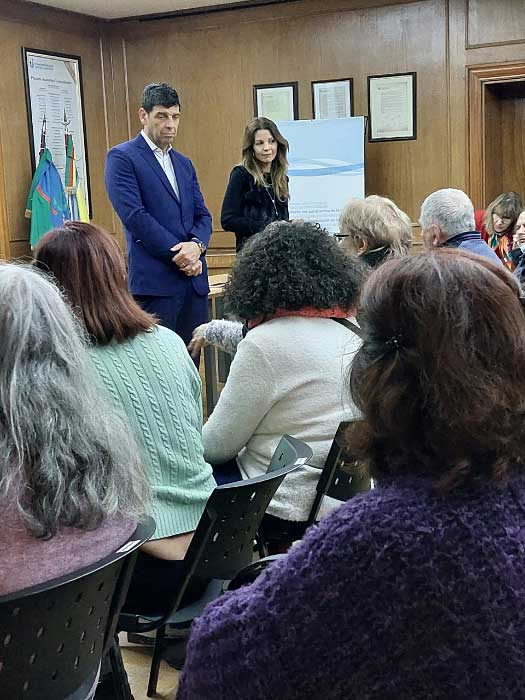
[{"x1": 338, "y1": 194, "x2": 412, "y2": 267}]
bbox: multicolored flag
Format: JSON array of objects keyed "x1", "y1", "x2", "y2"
[
  {"x1": 64, "y1": 129, "x2": 89, "y2": 222},
  {"x1": 25, "y1": 148, "x2": 70, "y2": 249}
]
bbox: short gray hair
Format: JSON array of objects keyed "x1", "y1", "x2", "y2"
[
  {"x1": 419, "y1": 188, "x2": 475, "y2": 239},
  {"x1": 0, "y1": 263, "x2": 148, "y2": 538}
]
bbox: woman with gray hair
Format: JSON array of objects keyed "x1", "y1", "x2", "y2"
[{"x1": 0, "y1": 263, "x2": 147, "y2": 596}]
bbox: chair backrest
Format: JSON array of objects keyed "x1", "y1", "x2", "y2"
[
  {"x1": 190, "y1": 439, "x2": 310, "y2": 581},
  {"x1": 306, "y1": 421, "x2": 371, "y2": 527},
  {"x1": 267, "y1": 435, "x2": 314, "y2": 473},
  {"x1": 0, "y1": 517, "x2": 155, "y2": 700},
  {"x1": 133, "y1": 438, "x2": 312, "y2": 629}
]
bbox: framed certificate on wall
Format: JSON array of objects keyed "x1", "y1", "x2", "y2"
[
  {"x1": 368, "y1": 72, "x2": 417, "y2": 142},
  {"x1": 253, "y1": 82, "x2": 298, "y2": 121},
  {"x1": 312, "y1": 79, "x2": 353, "y2": 119}
]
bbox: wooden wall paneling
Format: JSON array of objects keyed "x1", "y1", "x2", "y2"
[
  {"x1": 8, "y1": 240, "x2": 31, "y2": 260},
  {"x1": 100, "y1": 26, "x2": 133, "y2": 246},
  {"x1": 499, "y1": 88, "x2": 525, "y2": 202},
  {"x1": 0, "y1": 113, "x2": 10, "y2": 260},
  {"x1": 447, "y1": 0, "x2": 469, "y2": 192},
  {"x1": 118, "y1": 0, "x2": 448, "y2": 229},
  {"x1": 482, "y1": 87, "x2": 502, "y2": 205},
  {"x1": 117, "y1": 0, "x2": 425, "y2": 40},
  {"x1": 467, "y1": 0, "x2": 525, "y2": 49},
  {"x1": 0, "y1": 5, "x2": 113, "y2": 255},
  {"x1": 0, "y1": 0, "x2": 98, "y2": 34}
]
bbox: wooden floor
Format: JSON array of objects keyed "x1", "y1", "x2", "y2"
[{"x1": 122, "y1": 645, "x2": 180, "y2": 699}]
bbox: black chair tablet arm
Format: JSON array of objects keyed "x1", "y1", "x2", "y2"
[
  {"x1": 0, "y1": 515, "x2": 155, "y2": 700},
  {"x1": 267, "y1": 434, "x2": 314, "y2": 473}
]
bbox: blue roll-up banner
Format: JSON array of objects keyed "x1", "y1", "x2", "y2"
[{"x1": 277, "y1": 117, "x2": 365, "y2": 233}]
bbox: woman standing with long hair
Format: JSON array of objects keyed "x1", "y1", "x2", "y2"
[{"x1": 221, "y1": 117, "x2": 289, "y2": 251}]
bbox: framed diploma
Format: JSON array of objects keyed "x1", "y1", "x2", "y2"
[
  {"x1": 311, "y1": 79, "x2": 353, "y2": 119},
  {"x1": 367, "y1": 72, "x2": 417, "y2": 142},
  {"x1": 22, "y1": 47, "x2": 91, "y2": 213},
  {"x1": 253, "y1": 82, "x2": 298, "y2": 121}
]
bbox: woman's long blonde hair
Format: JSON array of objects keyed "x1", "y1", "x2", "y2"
[{"x1": 241, "y1": 117, "x2": 289, "y2": 201}]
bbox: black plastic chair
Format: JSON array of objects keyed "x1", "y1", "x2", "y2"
[
  {"x1": 305, "y1": 420, "x2": 371, "y2": 527},
  {"x1": 0, "y1": 516, "x2": 155, "y2": 700},
  {"x1": 116, "y1": 435, "x2": 310, "y2": 697},
  {"x1": 257, "y1": 421, "x2": 371, "y2": 553}
]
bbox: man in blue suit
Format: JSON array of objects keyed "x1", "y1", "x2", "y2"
[{"x1": 105, "y1": 83, "x2": 211, "y2": 362}]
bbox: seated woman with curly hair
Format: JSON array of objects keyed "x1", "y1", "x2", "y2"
[
  {"x1": 202, "y1": 220, "x2": 366, "y2": 533},
  {"x1": 179, "y1": 249, "x2": 525, "y2": 700}
]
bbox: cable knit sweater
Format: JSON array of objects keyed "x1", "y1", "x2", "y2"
[
  {"x1": 202, "y1": 316, "x2": 361, "y2": 521},
  {"x1": 88, "y1": 325, "x2": 215, "y2": 540},
  {"x1": 178, "y1": 475, "x2": 525, "y2": 700}
]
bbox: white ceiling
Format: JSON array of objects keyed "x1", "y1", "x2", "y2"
[{"x1": 23, "y1": 0, "x2": 256, "y2": 20}]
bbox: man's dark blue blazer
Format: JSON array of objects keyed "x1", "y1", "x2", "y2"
[{"x1": 105, "y1": 133, "x2": 212, "y2": 298}]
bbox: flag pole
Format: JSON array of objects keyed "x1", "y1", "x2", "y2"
[{"x1": 38, "y1": 113, "x2": 47, "y2": 160}]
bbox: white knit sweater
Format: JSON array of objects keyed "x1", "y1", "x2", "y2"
[{"x1": 202, "y1": 316, "x2": 361, "y2": 521}]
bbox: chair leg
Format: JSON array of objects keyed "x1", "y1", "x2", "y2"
[
  {"x1": 147, "y1": 626, "x2": 166, "y2": 697},
  {"x1": 255, "y1": 533, "x2": 268, "y2": 558},
  {"x1": 108, "y1": 635, "x2": 135, "y2": 700}
]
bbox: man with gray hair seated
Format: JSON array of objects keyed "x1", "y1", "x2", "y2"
[{"x1": 420, "y1": 188, "x2": 501, "y2": 264}]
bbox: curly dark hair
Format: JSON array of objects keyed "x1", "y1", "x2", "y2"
[
  {"x1": 224, "y1": 220, "x2": 367, "y2": 320},
  {"x1": 347, "y1": 248, "x2": 525, "y2": 491}
]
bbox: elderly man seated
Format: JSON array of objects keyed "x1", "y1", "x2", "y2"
[{"x1": 420, "y1": 188, "x2": 501, "y2": 264}]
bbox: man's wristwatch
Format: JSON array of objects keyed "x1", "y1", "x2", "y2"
[{"x1": 191, "y1": 238, "x2": 207, "y2": 256}]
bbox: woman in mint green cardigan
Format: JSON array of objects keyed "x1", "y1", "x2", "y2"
[{"x1": 34, "y1": 221, "x2": 215, "y2": 613}]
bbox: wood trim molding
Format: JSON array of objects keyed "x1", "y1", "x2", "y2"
[
  {"x1": 465, "y1": 0, "x2": 525, "y2": 50},
  {"x1": 467, "y1": 62, "x2": 525, "y2": 208},
  {"x1": 0, "y1": 124, "x2": 10, "y2": 260}
]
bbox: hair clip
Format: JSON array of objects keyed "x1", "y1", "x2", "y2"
[{"x1": 385, "y1": 334, "x2": 403, "y2": 350}]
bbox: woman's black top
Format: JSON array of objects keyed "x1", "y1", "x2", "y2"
[{"x1": 221, "y1": 165, "x2": 289, "y2": 252}]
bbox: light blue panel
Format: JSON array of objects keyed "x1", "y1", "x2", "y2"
[{"x1": 277, "y1": 117, "x2": 365, "y2": 233}]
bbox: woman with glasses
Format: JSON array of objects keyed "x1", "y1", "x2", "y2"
[
  {"x1": 475, "y1": 191, "x2": 522, "y2": 269},
  {"x1": 338, "y1": 194, "x2": 412, "y2": 267}
]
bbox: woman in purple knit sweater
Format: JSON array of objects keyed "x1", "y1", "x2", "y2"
[{"x1": 178, "y1": 249, "x2": 525, "y2": 700}]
